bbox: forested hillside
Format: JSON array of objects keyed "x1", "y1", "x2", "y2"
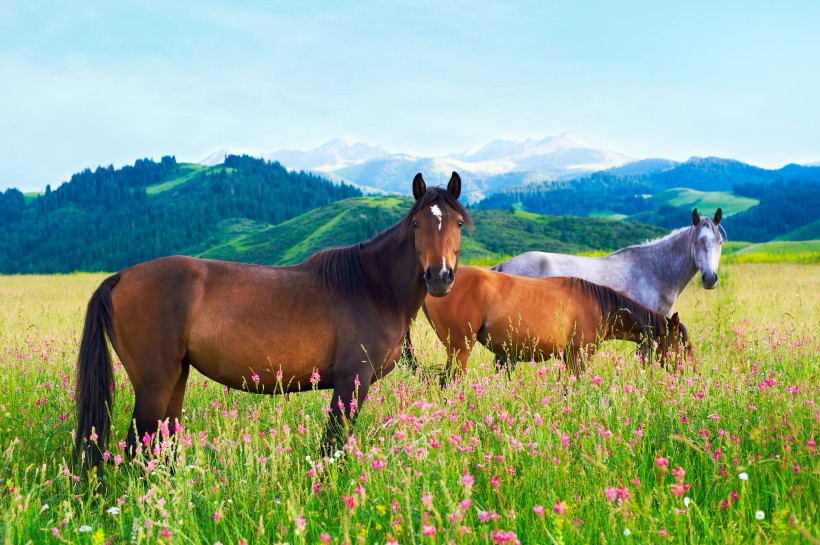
[
  {"x1": 199, "y1": 197, "x2": 666, "y2": 266},
  {"x1": 0, "y1": 156, "x2": 360, "y2": 273},
  {"x1": 478, "y1": 159, "x2": 820, "y2": 241}
]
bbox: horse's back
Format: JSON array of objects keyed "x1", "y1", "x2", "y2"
[{"x1": 494, "y1": 251, "x2": 612, "y2": 282}]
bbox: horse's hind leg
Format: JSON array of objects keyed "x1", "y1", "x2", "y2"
[{"x1": 124, "y1": 359, "x2": 186, "y2": 459}]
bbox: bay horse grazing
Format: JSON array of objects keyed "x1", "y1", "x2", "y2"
[
  {"x1": 75, "y1": 172, "x2": 473, "y2": 470},
  {"x1": 493, "y1": 208, "x2": 724, "y2": 317},
  {"x1": 422, "y1": 267, "x2": 692, "y2": 380}
]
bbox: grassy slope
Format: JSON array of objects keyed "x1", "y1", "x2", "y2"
[
  {"x1": 199, "y1": 197, "x2": 667, "y2": 266},
  {"x1": 648, "y1": 187, "x2": 758, "y2": 215},
  {"x1": 723, "y1": 240, "x2": 820, "y2": 264},
  {"x1": 776, "y1": 219, "x2": 820, "y2": 241},
  {"x1": 145, "y1": 164, "x2": 209, "y2": 195}
]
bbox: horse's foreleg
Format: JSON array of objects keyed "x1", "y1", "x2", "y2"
[
  {"x1": 164, "y1": 361, "x2": 190, "y2": 426},
  {"x1": 322, "y1": 373, "x2": 373, "y2": 457},
  {"x1": 440, "y1": 339, "x2": 470, "y2": 388},
  {"x1": 401, "y1": 329, "x2": 417, "y2": 370}
]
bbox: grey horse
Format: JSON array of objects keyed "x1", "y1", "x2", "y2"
[{"x1": 492, "y1": 208, "x2": 724, "y2": 317}]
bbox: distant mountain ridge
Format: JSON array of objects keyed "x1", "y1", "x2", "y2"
[{"x1": 199, "y1": 132, "x2": 633, "y2": 202}]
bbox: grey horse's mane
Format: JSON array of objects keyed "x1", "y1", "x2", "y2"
[{"x1": 613, "y1": 219, "x2": 722, "y2": 255}]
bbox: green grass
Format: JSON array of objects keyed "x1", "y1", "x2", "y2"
[
  {"x1": 723, "y1": 240, "x2": 820, "y2": 264},
  {"x1": 649, "y1": 188, "x2": 759, "y2": 216},
  {"x1": 145, "y1": 164, "x2": 208, "y2": 195},
  {"x1": 0, "y1": 264, "x2": 817, "y2": 543},
  {"x1": 23, "y1": 192, "x2": 42, "y2": 204}
]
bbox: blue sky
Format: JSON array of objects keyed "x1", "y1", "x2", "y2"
[{"x1": 1, "y1": 1, "x2": 819, "y2": 191}]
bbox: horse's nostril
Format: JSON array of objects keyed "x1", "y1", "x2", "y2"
[
  {"x1": 425, "y1": 268, "x2": 433, "y2": 282},
  {"x1": 447, "y1": 268, "x2": 455, "y2": 283}
]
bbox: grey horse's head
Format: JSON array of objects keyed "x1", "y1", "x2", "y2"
[{"x1": 690, "y1": 208, "x2": 723, "y2": 289}]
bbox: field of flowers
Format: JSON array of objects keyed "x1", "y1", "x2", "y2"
[{"x1": 0, "y1": 264, "x2": 818, "y2": 544}]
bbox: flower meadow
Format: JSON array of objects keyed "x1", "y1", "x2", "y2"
[{"x1": 0, "y1": 264, "x2": 818, "y2": 544}]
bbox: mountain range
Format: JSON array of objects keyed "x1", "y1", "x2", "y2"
[{"x1": 200, "y1": 132, "x2": 634, "y2": 202}]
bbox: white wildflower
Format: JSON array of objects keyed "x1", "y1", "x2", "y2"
[
  {"x1": 738, "y1": 472, "x2": 749, "y2": 481},
  {"x1": 106, "y1": 507, "x2": 120, "y2": 515},
  {"x1": 623, "y1": 528, "x2": 632, "y2": 536},
  {"x1": 79, "y1": 525, "x2": 93, "y2": 533},
  {"x1": 683, "y1": 497, "x2": 691, "y2": 508},
  {"x1": 755, "y1": 510, "x2": 765, "y2": 520}
]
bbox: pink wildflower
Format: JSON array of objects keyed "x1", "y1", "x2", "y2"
[
  {"x1": 295, "y1": 517, "x2": 307, "y2": 533},
  {"x1": 553, "y1": 499, "x2": 567, "y2": 516},
  {"x1": 533, "y1": 505, "x2": 545, "y2": 517},
  {"x1": 422, "y1": 492, "x2": 433, "y2": 508}
]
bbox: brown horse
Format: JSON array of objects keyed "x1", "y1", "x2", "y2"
[
  {"x1": 75, "y1": 172, "x2": 473, "y2": 469},
  {"x1": 422, "y1": 267, "x2": 692, "y2": 380}
]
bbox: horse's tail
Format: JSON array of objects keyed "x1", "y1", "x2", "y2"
[{"x1": 74, "y1": 273, "x2": 121, "y2": 471}]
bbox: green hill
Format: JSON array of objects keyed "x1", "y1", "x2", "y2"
[
  {"x1": 0, "y1": 156, "x2": 361, "y2": 273},
  {"x1": 723, "y1": 240, "x2": 820, "y2": 264},
  {"x1": 776, "y1": 220, "x2": 820, "y2": 241},
  {"x1": 647, "y1": 188, "x2": 758, "y2": 216},
  {"x1": 199, "y1": 197, "x2": 667, "y2": 266}
]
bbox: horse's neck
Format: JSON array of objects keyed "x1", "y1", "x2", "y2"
[
  {"x1": 616, "y1": 228, "x2": 697, "y2": 302},
  {"x1": 360, "y1": 229, "x2": 426, "y2": 314},
  {"x1": 605, "y1": 311, "x2": 646, "y2": 344}
]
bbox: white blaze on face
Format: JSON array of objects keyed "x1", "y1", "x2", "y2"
[
  {"x1": 706, "y1": 230, "x2": 722, "y2": 271},
  {"x1": 430, "y1": 205, "x2": 443, "y2": 231},
  {"x1": 441, "y1": 256, "x2": 447, "y2": 275}
]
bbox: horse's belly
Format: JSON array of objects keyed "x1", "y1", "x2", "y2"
[{"x1": 185, "y1": 312, "x2": 338, "y2": 393}]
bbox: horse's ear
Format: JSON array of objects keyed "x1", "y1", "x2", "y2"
[
  {"x1": 670, "y1": 312, "x2": 680, "y2": 328},
  {"x1": 447, "y1": 171, "x2": 461, "y2": 200},
  {"x1": 412, "y1": 173, "x2": 426, "y2": 200},
  {"x1": 692, "y1": 208, "x2": 700, "y2": 225},
  {"x1": 713, "y1": 208, "x2": 722, "y2": 225}
]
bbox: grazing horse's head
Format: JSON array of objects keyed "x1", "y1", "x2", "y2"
[
  {"x1": 404, "y1": 172, "x2": 473, "y2": 297},
  {"x1": 691, "y1": 208, "x2": 723, "y2": 289},
  {"x1": 659, "y1": 312, "x2": 695, "y2": 365}
]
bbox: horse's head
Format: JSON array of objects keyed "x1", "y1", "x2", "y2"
[
  {"x1": 691, "y1": 208, "x2": 723, "y2": 289},
  {"x1": 405, "y1": 172, "x2": 473, "y2": 297},
  {"x1": 659, "y1": 312, "x2": 696, "y2": 366}
]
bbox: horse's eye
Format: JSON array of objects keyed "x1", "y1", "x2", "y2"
[
  {"x1": 457, "y1": 220, "x2": 464, "y2": 228},
  {"x1": 411, "y1": 221, "x2": 419, "y2": 229}
]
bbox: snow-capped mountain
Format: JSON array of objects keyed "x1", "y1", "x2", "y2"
[
  {"x1": 263, "y1": 138, "x2": 390, "y2": 171},
  {"x1": 199, "y1": 132, "x2": 635, "y2": 202},
  {"x1": 450, "y1": 132, "x2": 632, "y2": 173}
]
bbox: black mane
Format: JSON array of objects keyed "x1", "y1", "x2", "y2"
[{"x1": 566, "y1": 277, "x2": 666, "y2": 339}]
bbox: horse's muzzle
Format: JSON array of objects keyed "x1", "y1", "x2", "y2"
[
  {"x1": 701, "y1": 271, "x2": 718, "y2": 289},
  {"x1": 425, "y1": 266, "x2": 455, "y2": 297}
]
